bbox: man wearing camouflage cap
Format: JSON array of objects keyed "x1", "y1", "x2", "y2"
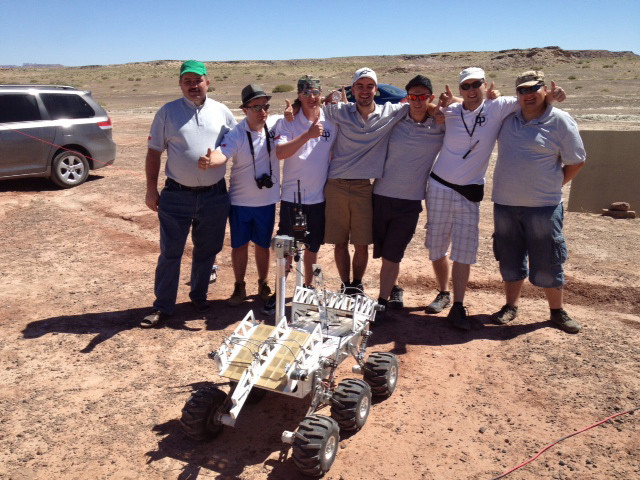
[
  {"x1": 489, "y1": 70, "x2": 585, "y2": 333},
  {"x1": 271, "y1": 75, "x2": 336, "y2": 288}
]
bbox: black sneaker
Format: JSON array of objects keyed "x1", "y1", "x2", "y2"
[
  {"x1": 388, "y1": 285, "x2": 404, "y2": 309},
  {"x1": 550, "y1": 309, "x2": 581, "y2": 334},
  {"x1": 191, "y1": 299, "x2": 211, "y2": 313},
  {"x1": 491, "y1": 304, "x2": 518, "y2": 325},
  {"x1": 262, "y1": 293, "x2": 276, "y2": 315},
  {"x1": 425, "y1": 291, "x2": 451, "y2": 314},
  {"x1": 140, "y1": 310, "x2": 168, "y2": 329},
  {"x1": 447, "y1": 302, "x2": 471, "y2": 331},
  {"x1": 348, "y1": 280, "x2": 364, "y2": 296}
]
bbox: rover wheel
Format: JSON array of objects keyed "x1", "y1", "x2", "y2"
[
  {"x1": 330, "y1": 378, "x2": 371, "y2": 431},
  {"x1": 292, "y1": 414, "x2": 339, "y2": 477},
  {"x1": 179, "y1": 386, "x2": 227, "y2": 441},
  {"x1": 363, "y1": 352, "x2": 399, "y2": 398},
  {"x1": 51, "y1": 150, "x2": 89, "y2": 188}
]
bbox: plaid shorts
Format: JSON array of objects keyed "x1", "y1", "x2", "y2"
[{"x1": 425, "y1": 179, "x2": 480, "y2": 264}]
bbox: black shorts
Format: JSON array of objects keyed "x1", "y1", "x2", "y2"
[
  {"x1": 372, "y1": 194, "x2": 422, "y2": 263},
  {"x1": 277, "y1": 201, "x2": 325, "y2": 253}
]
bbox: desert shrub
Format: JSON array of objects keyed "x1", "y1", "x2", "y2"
[
  {"x1": 488, "y1": 73, "x2": 497, "y2": 79},
  {"x1": 272, "y1": 84, "x2": 294, "y2": 93},
  {"x1": 208, "y1": 86, "x2": 215, "y2": 92},
  {"x1": 568, "y1": 75, "x2": 576, "y2": 80},
  {"x1": 575, "y1": 86, "x2": 582, "y2": 89}
]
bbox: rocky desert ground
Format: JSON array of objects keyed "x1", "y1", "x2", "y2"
[{"x1": 1, "y1": 47, "x2": 639, "y2": 479}]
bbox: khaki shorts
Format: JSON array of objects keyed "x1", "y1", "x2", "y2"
[{"x1": 324, "y1": 178, "x2": 373, "y2": 245}]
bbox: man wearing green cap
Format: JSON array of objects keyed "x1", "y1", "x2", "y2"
[{"x1": 141, "y1": 60, "x2": 236, "y2": 328}]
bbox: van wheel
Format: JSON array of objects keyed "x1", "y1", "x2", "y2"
[{"x1": 51, "y1": 151, "x2": 89, "y2": 188}]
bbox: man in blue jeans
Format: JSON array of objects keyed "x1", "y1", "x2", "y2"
[
  {"x1": 490, "y1": 70, "x2": 585, "y2": 333},
  {"x1": 142, "y1": 60, "x2": 236, "y2": 328}
]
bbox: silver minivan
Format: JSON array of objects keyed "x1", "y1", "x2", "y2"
[{"x1": 0, "y1": 85, "x2": 116, "y2": 188}]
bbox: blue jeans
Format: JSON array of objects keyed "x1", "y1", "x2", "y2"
[
  {"x1": 492, "y1": 203, "x2": 567, "y2": 288},
  {"x1": 153, "y1": 179, "x2": 229, "y2": 314}
]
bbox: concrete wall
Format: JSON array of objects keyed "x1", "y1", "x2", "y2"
[{"x1": 568, "y1": 130, "x2": 640, "y2": 214}]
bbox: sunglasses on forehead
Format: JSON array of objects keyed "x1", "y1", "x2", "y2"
[
  {"x1": 245, "y1": 104, "x2": 270, "y2": 112},
  {"x1": 301, "y1": 89, "x2": 321, "y2": 97},
  {"x1": 460, "y1": 80, "x2": 484, "y2": 91},
  {"x1": 517, "y1": 84, "x2": 545, "y2": 95}
]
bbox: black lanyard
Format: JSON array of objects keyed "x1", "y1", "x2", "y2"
[
  {"x1": 246, "y1": 125, "x2": 272, "y2": 178},
  {"x1": 460, "y1": 104, "x2": 485, "y2": 138}
]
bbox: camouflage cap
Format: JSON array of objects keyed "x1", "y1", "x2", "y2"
[
  {"x1": 516, "y1": 70, "x2": 545, "y2": 88},
  {"x1": 298, "y1": 75, "x2": 321, "y2": 92}
]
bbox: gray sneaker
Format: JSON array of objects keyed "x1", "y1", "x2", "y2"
[
  {"x1": 388, "y1": 285, "x2": 404, "y2": 309},
  {"x1": 257, "y1": 279, "x2": 272, "y2": 302},
  {"x1": 550, "y1": 309, "x2": 581, "y2": 334},
  {"x1": 447, "y1": 303, "x2": 471, "y2": 331},
  {"x1": 228, "y1": 281, "x2": 247, "y2": 306},
  {"x1": 425, "y1": 291, "x2": 451, "y2": 314},
  {"x1": 491, "y1": 304, "x2": 518, "y2": 325}
]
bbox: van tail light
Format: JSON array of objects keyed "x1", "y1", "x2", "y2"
[{"x1": 98, "y1": 118, "x2": 113, "y2": 129}]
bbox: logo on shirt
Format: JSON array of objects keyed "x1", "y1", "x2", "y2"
[
  {"x1": 475, "y1": 114, "x2": 487, "y2": 128},
  {"x1": 321, "y1": 129, "x2": 331, "y2": 142}
]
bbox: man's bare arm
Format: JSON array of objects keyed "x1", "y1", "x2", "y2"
[
  {"x1": 276, "y1": 117, "x2": 323, "y2": 160},
  {"x1": 199, "y1": 148, "x2": 229, "y2": 169},
  {"x1": 562, "y1": 162, "x2": 585, "y2": 185},
  {"x1": 145, "y1": 148, "x2": 162, "y2": 212}
]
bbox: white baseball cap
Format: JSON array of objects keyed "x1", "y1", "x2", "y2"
[
  {"x1": 353, "y1": 67, "x2": 378, "y2": 85},
  {"x1": 459, "y1": 67, "x2": 485, "y2": 84}
]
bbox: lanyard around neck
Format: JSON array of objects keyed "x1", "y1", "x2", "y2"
[
  {"x1": 246, "y1": 125, "x2": 272, "y2": 178},
  {"x1": 460, "y1": 104, "x2": 484, "y2": 138}
]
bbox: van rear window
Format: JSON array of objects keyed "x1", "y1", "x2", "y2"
[{"x1": 40, "y1": 93, "x2": 95, "y2": 119}]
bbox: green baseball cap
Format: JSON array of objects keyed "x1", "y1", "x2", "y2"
[{"x1": 180, "y1": 60, "x2": 207, "y2": 76}]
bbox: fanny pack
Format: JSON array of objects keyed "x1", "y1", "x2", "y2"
[{"x1": 430, "y1": 172, "x2": 484, "y2": 203}]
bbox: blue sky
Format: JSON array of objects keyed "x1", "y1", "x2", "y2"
[{"x1": 1, "y1": 0, "x2": 638, "y2": 66}]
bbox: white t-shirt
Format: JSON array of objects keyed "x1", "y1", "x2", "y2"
[
  {"x1": 273, "y1": 110, "x2": 336, "y2": 204},
  {"x1": 218, "y1": 117, "x2": 280, "y2": 207},
  {"x1": 432, "y1": 96, "x2": 518, "y2": 185},
  {"x1": 148, "y1": 96, "x2": 236, "y2": 187}
]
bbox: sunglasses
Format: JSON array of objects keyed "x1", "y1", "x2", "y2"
[
  {"x1": 517, "y1": 84, "x2": 545, "y2": 95},
  {"x1": 246, "y1": 104, "x2": 270, "y2": 112},
  {"x1": 301, "y1": 89, "x2": 321, "y2": 97},
  {"x1": 460, "y1": 80, "x2": 484, "y2": 91},
  {"x1": 407, "y1": 93, "x2": 431, "y2": 101}
]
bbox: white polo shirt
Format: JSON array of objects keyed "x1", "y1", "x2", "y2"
[
  {"x1": 218, "y1": 117, "x2": 280, "y2": 207},
  {"x1": 432, "y1": 96, "x2": 518, "y2": 186},
  {"x1": 492, "y1": 105, "x2": 586, "y2": 207},
  {"x1": 148, "y1": 96, "x2": 236, "y2": 187},
  {"x1": 273, "y1": 110, "x2": 336, "y2": 204}
]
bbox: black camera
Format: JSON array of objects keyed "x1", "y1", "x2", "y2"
[{"x1": 255, "y1": 173, "x2": 274, "y2": 189}]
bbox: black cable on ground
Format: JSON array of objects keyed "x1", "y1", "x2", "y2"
[{"x1": 490, "y1": 406, "x2": 639, "y2": 480}]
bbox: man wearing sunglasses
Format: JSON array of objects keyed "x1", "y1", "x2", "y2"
[
  {"x1": 372, "y1": 75, "x2": 445, "y2": 319},
  {"x1": 200, "y1": 84, "x2": 280, "y2": 309},
  {"x1": 270, "y1": 75, "x2": 336, "y2": 290},
  {"x1": 424, "y1": 67, "x2": 565, "y2": 331},
  {"x1": 490, "y1": 71, "x2": 585, "y2": 334},
  {"x1": 142, "y1": 60, "x2": 236, "y2": 329}
]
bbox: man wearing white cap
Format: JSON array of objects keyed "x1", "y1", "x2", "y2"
[
  {"x1": 319, "y1": 67, "x2": 409, "y2": 294},
  {"x1": 424, "y1": 67, "x2": 565, "y2": 331}
]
